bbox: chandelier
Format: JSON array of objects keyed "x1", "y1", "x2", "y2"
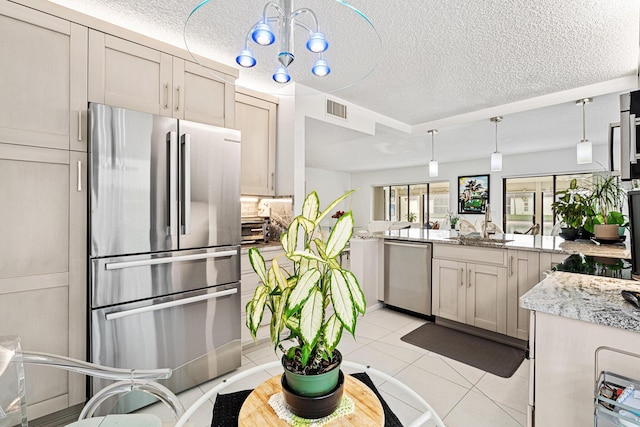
[{"x1": 236, "y1": 0, "x2": 330, "y2": 83}]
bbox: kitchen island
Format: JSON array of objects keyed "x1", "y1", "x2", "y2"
[
  {"x1": 348, "y1": 229, "x2": 630, "y2": 345},
  {"x1": 521, "y1": 270, "x2": 640, "y2": 426},
  {"x1": 382, "y1": 228, "x2": 630, "y2": 258}
]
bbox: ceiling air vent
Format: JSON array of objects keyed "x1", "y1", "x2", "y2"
[{"x1": 326, "y1": 99, "x2": 348, "y2": 120}]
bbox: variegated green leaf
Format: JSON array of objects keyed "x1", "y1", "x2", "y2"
[
  {"x1": 301, "y1": 345, "x2": 312, "y2": 366},
  {"x1": 270, "y1": 288, "x2": 290, "y2": 347},
  {"x1": 280, "y1": 231, "x2": 288, "y2": 252},
  {"x1": 326, "y1": 212, "x2": 353, "y2": 259},
  {"x1": 248, "y1": 248, "x2": 267, "y2": 285},
  {"x1": 286, "y1": 268, "x2": 321, "y2": 316},
  {"x1": 329, "y1": 270, "x2": 356, "y2": 334},
  {"x1": 285, "y1": 315, "x2": 299, "y2": 332},
  {"x1": 271, "y1": 258, "x2": 288, "y2": 291},
  {"x1": 300, "y1": 288, "x2": 323, "y2": 349},
  {"x1": 286, "y1": 218, "x2": 299, "y2": 254},
  {"x1": 302, "y1": 191, "x2": 320, "y2": 222},
  {"x1": 247, "y1": 285, "x2": 268, "y2": 333},
  {"x1": 299, "y1": 216, "x2": 316, "y2": 234},
  {"x1": 327, "y1": 258, "x2": 341, "y2": 270},
  {"x1": 315, "y1": 189, "x2": 356, "y2": 225},
  {"x1": 343, "y1": 270, "x2": 366, "y2": 314},
  {"x1": 314, "y1": 239, "x2": 327, "y2": 259},
  {"x1": 290, "y1": 250, "x2": 326, "y2": 264},
  {"x1": 245, "y1": 300, "x2": 255, "y2": 334},
  {"x1": 323, "y1": 314, "x2": 343, "y2": 352}
]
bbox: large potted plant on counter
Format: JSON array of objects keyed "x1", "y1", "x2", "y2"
[
  {"x1": 552, "y1": 178, "x2": 588, "y2": 240},
  {"x1": 584, "y1": 174, "x2": 626, "y2": 242},
  {"x1": 245, "y1": 190, "x2": 366, "y2": 419}
]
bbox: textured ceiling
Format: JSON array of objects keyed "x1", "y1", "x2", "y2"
[{"x1": 49, "y1": 0, "x2": 640, "y2": 172}]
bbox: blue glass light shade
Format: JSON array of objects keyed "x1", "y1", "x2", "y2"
[
  {"x1": 273, "y1": 65, "x2": 290, "y2": 83},
  {"x1": 306, "y1": 32, "x2": 328, "y2": 53},
  {"x1": 251, "y1": 23, "x2": 275, "y2": 46},
  {"x1": 235, "y1": 49, "x2": 256, "y2": 68},
  {"x1": 312, "y1": 59, "x2": 330, "y2": 77}
]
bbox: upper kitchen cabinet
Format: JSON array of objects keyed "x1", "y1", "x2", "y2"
[
  {"x1": 172, "y1": 58, "x2": 235, "y2": 127},
  {"x1": 236, "y1": 89, "x2": 278, "y2": 195},
  {"x1": 0, "y1": 0, "x2": 87, "y2": 152},
  {"x1": 89, "y1": 30, "x2": 235, "y2": 127}
]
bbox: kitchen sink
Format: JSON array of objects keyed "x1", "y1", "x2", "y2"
[{"x1": 447, "y1": 236, "x2": 514, "y2": 244}]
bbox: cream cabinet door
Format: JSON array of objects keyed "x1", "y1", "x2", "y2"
[
  {"x1": 89, "y1": 30, "x2": 172, "y2": 116},
  {"x1": 236, "y1": 93, "x2": 277, "y2": 196},
  {"x1": 507, "y1": 250, "x2": 540, "y2": 340},
  {"x1": 0, "y1": 1, "x2": 87, "y2": 151},
  {"x1": 0, "y1": 143, "x2": 87, "y2": 417},
  {"x1": 432, "y1": 258, "x2": 466, "y2": 323},
  {"x1": 466, "y1": 263, "x2": 507, "y2": 334},
  {"x1": 173, "y1": 58, "x2": 232, "y2": 127}
]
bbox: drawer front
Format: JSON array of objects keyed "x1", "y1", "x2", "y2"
[{"x1": 433, "y1": 244, "x2": 507, "y2": 266}]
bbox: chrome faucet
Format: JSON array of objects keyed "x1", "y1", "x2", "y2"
[{"x1": 483, "y1": 203, "x2": 492, "y2": 238}]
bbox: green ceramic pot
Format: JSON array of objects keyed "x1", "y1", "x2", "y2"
[{"x1": 281, "y1": 349, "x2": 342, "y2": 397}]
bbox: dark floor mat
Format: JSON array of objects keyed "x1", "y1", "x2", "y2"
[{"x1": 401, "y1": 322, "x2": 525, "y2": 378}]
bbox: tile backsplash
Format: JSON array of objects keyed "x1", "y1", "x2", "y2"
[{"x1": 241, "y1": 196, "x2": 293, "y2": 242}]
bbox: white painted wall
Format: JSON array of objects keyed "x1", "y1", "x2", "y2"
[
  {"x1": 349, "y1": 144, "x2": 609, "y2": 228},
  {"x1": 305, "y1": 167, "x2": 353, "y2": 228}
]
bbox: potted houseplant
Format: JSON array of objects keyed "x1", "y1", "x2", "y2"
[
  {"x1": 551, "y1": 178, "x2": 588, "y2": 240},
  {"x1": 245, "y1": 190, "x2": 366, "y2": 418},
  {"x1": 447, "y1": 211, "x2": 460, "y2": 230},
  {"x1": 583, "y1": 174, "x2": 626, "y2": 242}
]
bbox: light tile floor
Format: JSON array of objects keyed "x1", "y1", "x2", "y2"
[{"x1": 140, "y1": 307, "x2": 529, "y2": 426}]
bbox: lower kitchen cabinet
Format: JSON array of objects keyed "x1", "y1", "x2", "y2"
[
  {"x1": 432, "y1": 258, "x2": 507, "y2": 333},
  {"x1": 240, "y1": 248, "x2": 291, "y2": 346},
  {"x1": 432, "y1": 244, "x2": 508, "y2": 334},
  {"x1": 0, "y1": 143, "x2": 87, "y2": 419},
  {"x1": 507, "y1": 250, "x2": 540, "y2": 340}
]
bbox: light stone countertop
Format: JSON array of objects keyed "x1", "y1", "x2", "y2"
[
  {"x1": 521, "y1": 271, "x2": 640, "y2": 332},
  {"x1": 381, "y1": 228, "x2": 630, "y2": 258}
]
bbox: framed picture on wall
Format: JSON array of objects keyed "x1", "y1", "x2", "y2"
[{"x1": 458, "y1": 175, "x2": 489, "y2": 214}]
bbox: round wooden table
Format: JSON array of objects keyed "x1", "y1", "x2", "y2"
[{"x1": 239, "y1": 373, "x2": 385, "y2": 426}]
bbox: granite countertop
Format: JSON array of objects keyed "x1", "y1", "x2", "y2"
[
  {"x1": 521, "y1": 271, "x2": 640, "y2": 332},
  {"x1": 382, "y1": 228, "x2": 630, "y2": 258},
  {"x1": 240, "y1": 241, "x2": 283, "y2": 254}
]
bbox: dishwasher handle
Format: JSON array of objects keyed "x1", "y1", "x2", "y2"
[{"x1": 383, "y1": 241, "x2": 432, "y2": 251}]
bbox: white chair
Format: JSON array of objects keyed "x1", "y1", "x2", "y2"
[
  {"x1": 458, "y1": 219, "x2": 477, "y2": 233},
  {"x1": 0, "y1": 335, "x2": 185, "y2": 426}
]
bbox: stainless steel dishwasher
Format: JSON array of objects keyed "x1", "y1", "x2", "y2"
[{"x1": 383, "y1": 240, "x2": 432, "y2": 316}]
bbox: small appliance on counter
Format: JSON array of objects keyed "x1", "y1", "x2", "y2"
[{"x1": 241, "y1": 216, "x2": 270, "y2": 244}]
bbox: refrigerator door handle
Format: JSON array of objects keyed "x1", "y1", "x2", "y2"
[
  {"x1": 168, "y1": 131, "x2": 178, "y2": 236},
  {"x1": 104, "y1": 288, "x2": 238, "y2": 321},
  {"x1": 181, "y1": 133, "x2": 191, "y2": 235},
  {"x1": 105, "y1": 250, "x2": 237, "y2": 270}
]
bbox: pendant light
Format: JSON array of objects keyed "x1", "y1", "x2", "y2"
[
  {"x1": 428, "y1": 130, "x2": 438, "y2": 177},
  {"x1": 490, "y1": 116, "x2": 503, "y2": 172},
  {"x1": 576, "y1": 98, "x2": 593, "y2": 164}
]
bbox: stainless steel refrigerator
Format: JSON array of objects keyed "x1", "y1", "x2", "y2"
[{"x1": 88, "y1": 103, "x2": 242, "y2": 411}]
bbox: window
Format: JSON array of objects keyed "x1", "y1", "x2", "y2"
[
  {"x1": 373, "y1": 182, "x2": 450, "y2": 227},
  {"x1": 503, "y1": 173, "x2": 593, "y2": 235}
]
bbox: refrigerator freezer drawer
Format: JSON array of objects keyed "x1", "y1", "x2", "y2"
[
  {"x1": 91, "y1": 247, "x2": 240, "y2": 308},
  {"x1": 90, "y1": 282, "x2": 241, "y2": 411}
]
